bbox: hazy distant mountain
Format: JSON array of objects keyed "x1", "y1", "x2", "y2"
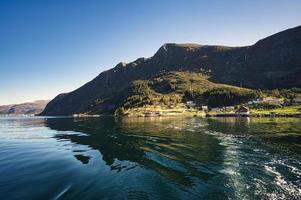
[
  {"x1": 0, "y1": 100, "x2": 50, "y2": 115},
  {"x1": 41, "y1": 26, "x2": 301, "y2": 116}
]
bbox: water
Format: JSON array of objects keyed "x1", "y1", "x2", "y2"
[{"x1": 0, "y1": 116, "x2": 300, "y2": 200}]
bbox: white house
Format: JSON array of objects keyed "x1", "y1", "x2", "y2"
[{"x1": 186, "y1": 101, "x2": 196, "y2": 108}]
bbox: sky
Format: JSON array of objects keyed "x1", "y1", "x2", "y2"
[{"x1": 0, "y1": 0, "x2": 301, "y2": 105}]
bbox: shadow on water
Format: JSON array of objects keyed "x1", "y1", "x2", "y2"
[
  {"x1": 44, "y1": 117, "x2": 232, "y2": 199},
  {"x1": 45, "y1": 117, "x2": 225, "y2": 186},
  {"x1": 42, "y1": 117, "x2": 301, "y2": 199}
]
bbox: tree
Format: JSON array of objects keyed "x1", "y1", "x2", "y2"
[
  {"x1": 271, "y1": 89, "x2": 281, "y2": 97},
  {"x1": 115, "y1": 107, "x2": 125, "y2": 116},
  {"x1": 202, "y1": 87, "x2": 256, "y2": 108},
  {"x1": 132, "y1": 80, "x2": 151, "y2": 96}
]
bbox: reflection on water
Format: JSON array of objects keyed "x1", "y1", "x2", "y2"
[{"x1": 0, "y1": 116, "x2": 300, "y2": 199}]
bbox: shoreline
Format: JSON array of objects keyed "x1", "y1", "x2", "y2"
[
  {"x1": 2, "y1": 113, "x2": 300, "y2": 118},
  {"x1": 205, "y1": 113, "x2": 301, "y2": 118},
  {"x1": 118, "y1": 106, "x2": 301, "y2": 118},
  {"x1": 75, "y1": 112, "x2": 301, "y2": 118}
]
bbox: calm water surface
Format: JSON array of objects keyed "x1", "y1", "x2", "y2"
[{"x1": 0, "y1": 116, "x2": 300, "y2": 200}]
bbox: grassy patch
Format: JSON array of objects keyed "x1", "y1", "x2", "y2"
[{"x1": 250, "y1": 104, "x2": 301, "y2": 114}]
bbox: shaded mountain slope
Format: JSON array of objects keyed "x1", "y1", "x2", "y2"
[{"x1": 41, "y1": 26, "x2": 301, "y2": 116}]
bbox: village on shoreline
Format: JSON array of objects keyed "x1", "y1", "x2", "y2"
[
  {"x1": 4, "y1": 91, "x2": 301, "y2": 118},
  {"x1": 68, "y1": 95, "x2": 301, "y2": 118},
  {"x1": 106, "y1": 93, "x2": 301, "y2": 118}
]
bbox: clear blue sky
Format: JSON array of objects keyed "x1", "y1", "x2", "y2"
[{"x1": 0, "y1": 0, "x2": 300, "y2": 105}]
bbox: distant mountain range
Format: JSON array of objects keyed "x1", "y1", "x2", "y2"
[
  {"x1": 41, "y1": 25, "x2": 301, "y2": 116},
  {"x1": 0, "y1": 100, "x2": 50, "y2": 115}
]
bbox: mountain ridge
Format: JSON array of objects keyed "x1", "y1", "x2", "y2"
[
  {"x1": 41, "y1": 25, "x2": 301, "y2": 116},
  {"x1": 0, "y1": 100, "x2": 50, "y2": 115}
]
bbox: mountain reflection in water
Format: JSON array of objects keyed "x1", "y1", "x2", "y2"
[
  {"x1": 0, "y1": 116, "x2": 300, "y2": 199},
  {"x1": 46, "y1": 117, "x2": 223, "y2": 189}
]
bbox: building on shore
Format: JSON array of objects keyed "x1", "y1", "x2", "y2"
[
  {"x1": 236, "y1": 106, "x2": 250, "y2": 115},
  {"x1": 201, "y1": 105, "x2": 208, "y2": 111},
  {"x1": 186, "y1": 101, "x2": 196, "y2": 108}
]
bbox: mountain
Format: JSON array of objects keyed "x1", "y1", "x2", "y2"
[
  {"x1": 41, "y1": 26, "x2": 301, "y2": 116},
  {"x1": 0, "y1": 100, "x2": 50, "y2": 115}
]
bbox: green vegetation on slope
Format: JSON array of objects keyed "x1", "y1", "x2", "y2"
[
  {"x1": 121, "y1": 71, "x2": 250, "y2": 110},
  {"x1": 40, "y1": 26, "x2": 301, "y2": 116},
  {"x1": 202, "y1": 88, "x2": 256, "y2": 108}
]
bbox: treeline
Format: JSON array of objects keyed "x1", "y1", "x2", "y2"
[
  {"x1": 121, "y1": 75, "x2": 301, "y2": 110},
  {"x1": 256, "y1": 88, "x2": 301, "y2": 99},
  {"x1": 202, "y1": 88, "x2": 256, "y2": 108},
  {"x1": 123, "y1": 80, "x2": 153, "y2": 108}
]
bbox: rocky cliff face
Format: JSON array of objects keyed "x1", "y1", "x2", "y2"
[{"x1": 41, "y1": 26, "x2": 301, "y2": 116}]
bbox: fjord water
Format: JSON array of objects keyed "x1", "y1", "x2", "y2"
[{"x1": 0, "y1": 117, "x2": 300, "y2": 200}]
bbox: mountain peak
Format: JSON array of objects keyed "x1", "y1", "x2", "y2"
[
  {"x1": 154, "y1": 43, "x2": 201, "y2": 59},
  {"x1": 116, "y1": 62, "x2": 127, "y2": 68},
  {"x1": 40, "y1": 25, "x2": 301, "y2": 116},
  {"x1": 158, "y1": 43, "x2": 201, "y2": 51}
]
